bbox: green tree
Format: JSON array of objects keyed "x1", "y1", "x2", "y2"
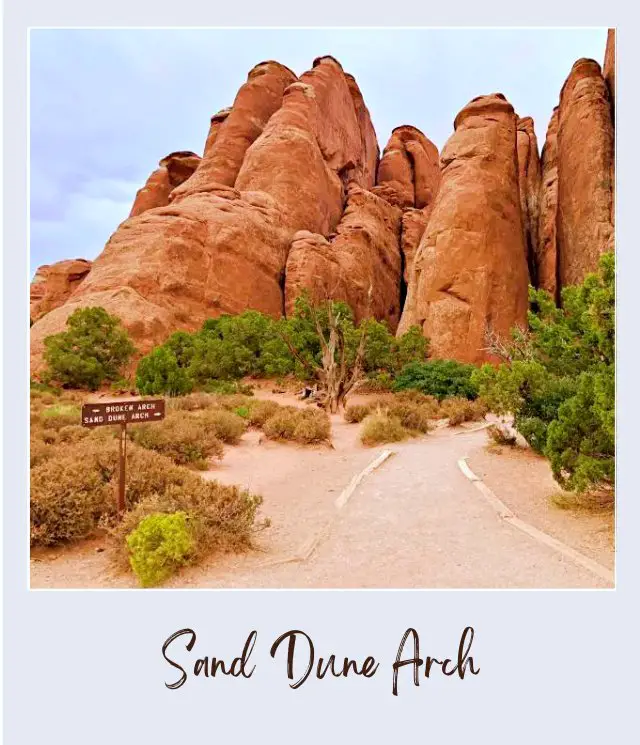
[
  {"x1": 472, "y1": 252, "x2": 614, "y2": 493},
  {"x1": 393, "y1": 359, "x2": 478, "y2": 400},
  {"x1": 136, "y1": 346, "x2": 193, "y2": 396},
  {"x1": 43, "y1": 307, "x2": 135, "y2": 390}
]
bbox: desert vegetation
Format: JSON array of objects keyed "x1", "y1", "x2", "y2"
[
  {"x1": 134, "y1": 293, "x2": 430, "y2": 411},
  {"x1": 473, "y1": 252, "x2": 614, "y2": 500}
]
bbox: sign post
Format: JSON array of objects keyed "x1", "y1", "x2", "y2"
[{"x1": 81, "y1": 399, "x2": 165, "y2": 513}]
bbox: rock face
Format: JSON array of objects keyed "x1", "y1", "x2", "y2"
[
  {"x1": 516, "y1": 117, "x2": 541, "y2": 284},
  {"x1": 537, "y1": 108, "x2": 560, "y2": 299},
  {"x1": 30, "y1": 259, "x2": 92, "y2": 322},
  {"x1": 31, "y1": 37, "x2": 615, "y2": 372},
  {"x1": 555, "y1": 59, "x2": 614, "y2": 289},
  {"x1": 399, "y1": 94, "x2": 529, "y2": 363},
  {"x1": 603, "y1": 29, "x2": 615, "y2": 115},
  {"x1": 30, "y1": 57, "x2": 395, "y2": 369},
  {"x1": 374, "y1": 125, "x2": 440, "y2": 209},
  {"x1": 284, "y1": 184, "x2": 403, "y2": 329},
  {"x1": 129, "y1": 151, "x2": 200, "y2": 217}
]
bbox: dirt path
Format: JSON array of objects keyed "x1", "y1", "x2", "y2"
[{"x1": 30, "y1": 389, "x2": 614, "y2": 589}]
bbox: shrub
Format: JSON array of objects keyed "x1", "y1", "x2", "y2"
[
  {"x1": 40, "y1": 403, "x2": 81, "y2": 430},
  {"x1": 30, "y1": 439, "x2": 120, "y2": 546},
  {"x1": 44, "y1": 307, "x2": 136, "y2": 390},
  {"x1": 136, "y1": 346, "x2": 193, "y2": 397},
  {"x1": 344, "y1": 404, "x2": 373, "y2": 423},
  {"x1": 472, "y1": 252, "x2": 614, "y2": 493},
  {"x1": 360, "y1": 413, "x2": 408, "y2": 446},
  {"x1": 262, "y1": 406, "x2": 331, "y2": 444},
  {"x1": 393, "y1": 360, "x2": 478, "y2": 400},
  {"x1": 440, "y1": 397, "x2": 488, "y2": 427},
  {"x1": 167, "y1": 392, "x2": 218, "y2": 412},
  {"x1": 487, "y1": 423, "x2": 517, "y2": 447},
  {"x1": 386, "y1": 402, "x2": 433, "y2": 433},
  {"x1": 126, "y1": 512, "x2": 194, "y2": 588},
  {"x1": 129, "y1": 413, "x2": 223, "y2": 468},
  {"x1": 292, "y1": 409, "x2": 331, "y2": 444},
  {"x1": 200, "y1": 408, "x2": 246, "y2": 444},
  {"x1": 357, "y1": 371, "x2": 394, "y2": 393},
  {"x1": 395, "y1": 325, "x2": 430, "y2": 369},
  {"x1": 30, "y1": 437, "x2": 53, "y2": 468},
  {"x1": 113, "y1": 476, "x2": 264, "y2": 572},
  {"x1": 246, "y1": 399, "x2": 281, "y2": 427},
  {"x1": 262, "y1": 408, "x2": 299, "y2": 441},
  {"x1": 57, "y1": 424, "x2": 90, "y2": 444}
]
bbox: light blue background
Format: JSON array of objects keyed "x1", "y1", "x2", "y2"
[{"x1": 4, "y1": 1, "x2": 636, "y2": 743}]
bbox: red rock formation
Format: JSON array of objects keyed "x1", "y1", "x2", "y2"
[
  {"x1": 30, "y1": 259, "x2": 92, "y2": 322},
  {"x1": 556, "y1": 58, "x2": 614, "y2": 289},
  {"x1": 537, "y1": 108, "x2": 559, "y2": 299},
  {"x1": 203, "y1": 108, "x2": 231, "y2": 156},
  {"x1": 129, "y1": 151, "x2": 200, "y2": 217},
  {"x1": 516, "y1": 116, "x2": 541, "y2": 284},
  {"x1": 30, "y1": 57, "x2": 389, "y2": 369},
  {"x1": 284, "y1": 184, "x2": 403, "y2": 329},
  {"x1": 171, "y1": 61, "x2": 298, "y2": 200},
  {"x1": 398, "y1": 94, "x2": 529, "y2": 363},
  {"x1": 374, "y1": 126, "x2": 440, "y2": 209},
  {"x1": 603, "y1": 29, "x2": 615, "y2": 116}
]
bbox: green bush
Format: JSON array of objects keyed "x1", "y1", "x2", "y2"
[
  {"x1": 126, "y1": 512, "x2": 194, "y2": 587},
  {"x1": 472, "y1": 252, "x2": 614, "y2": 493},
  {"x1": 136, "y1": 346, "x2": 193, "y2": 396},
  {"x1": 393, "y1": 360, "x2": 478, "y2": 400},
  {"x1": 134, "y1": 302, "x2": 430, "y2": 398},
  {"x1": 43, "y1": 307, "x2": 136, "y2": 390}
]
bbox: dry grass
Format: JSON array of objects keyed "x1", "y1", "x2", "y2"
[
  {"x1": 344, "y1": 404, "x2": 373, "y2": 423},
  {"x1": 199, "y1": 408, "x2": 247, "y2": 444},
  {"x1": 550, "y1": 490, "x2": 614, "y2": 514},
  {"x1": 360, "y1": 413, "x2": 409, "y2": 446},
  {"x1": 346, "y1": 395, "x2": 436, "y2": 435},
  {"x1": 262, "y1": 405, "x2": 331, "y2": 444},
  {"x1": 440, "y1": 397, "x2": 488, "y2": 427},
  {"x1": 129, "y1": 412, "x2": 224, "y2": 468},
  {"x1": 30, "y1": 438, "x2": 120, "y2": 546}
]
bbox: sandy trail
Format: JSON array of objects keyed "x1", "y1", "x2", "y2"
[{"x1": 30, "y1": 388, "x2": 614, "y2": 589}]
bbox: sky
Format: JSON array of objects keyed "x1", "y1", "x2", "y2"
[{"x1": 29, "y1": 27, "x2": 608, "y2": 276}]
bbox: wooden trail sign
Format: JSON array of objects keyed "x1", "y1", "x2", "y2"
[
  {"x1": 81, "y1": 399, "x2": 165, "y2": 427},
  {"x1": 81, "y1": 399, "x2": 166, "y2": 512}
]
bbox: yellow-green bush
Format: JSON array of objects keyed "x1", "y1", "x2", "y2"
[
  {"x1": 126, "y1": 511, "x2": 194, "y2": 588},
  {"x1": 113, "y1": 474, "x2": 264, "y2": 574}
]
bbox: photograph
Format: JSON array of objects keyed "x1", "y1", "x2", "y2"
[{"x1": 28, "y1": 27, "x2": 615, "y2": 590}]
